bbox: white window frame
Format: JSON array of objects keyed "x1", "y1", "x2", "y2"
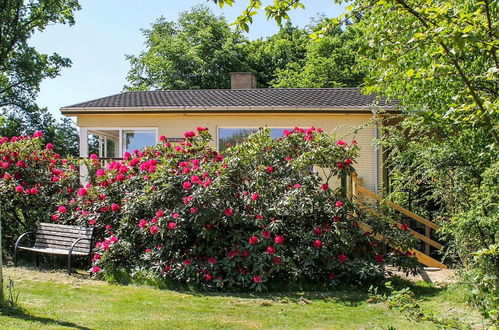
[{"x1": 81, "y1": 127, "x2": 158, "y2": 158}]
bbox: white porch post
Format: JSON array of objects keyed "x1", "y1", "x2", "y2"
[{"x1": 79, "y1": 128, "x2": 88, "y2": 184}]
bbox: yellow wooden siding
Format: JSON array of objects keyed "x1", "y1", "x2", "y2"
[{"x1": 76, "y1": 113, "x2": 379, "y2": 191}]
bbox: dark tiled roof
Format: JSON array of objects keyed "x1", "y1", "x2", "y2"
[{"x1": 61, "y1": 88, "x2": 398, "y2": 112}]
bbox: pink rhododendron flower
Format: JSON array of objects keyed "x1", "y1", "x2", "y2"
[
  {"x1": 400, "y1": 224, "x2": 410, "y2": 231},
  {"x1": 183, "y1": 259, "x2": 192, "y2": 266},
  {"x1": 262, "y1": 230, "x2": 271, "y2": 238},
  {"x1": 249, "y1": 236, "x2": 259, "y2": 245},
  {"x1": 253, "y1": 275, "x2": 262, "y2": 283},
  {"x1": 328, "y1": 272, "x2": 335, "y2": 280},
  {"x1": 265, "y1": 166, "x2": 274, "y2": 173},
  {"x1": 255, "y1": 214, "x2": 263, "y2": 220},
  {"x1": 338, "y1": 254, "x2": 348, "y2": 263},
  {"x1": 313, "y1": 240, "x2": 323, "y2": 249},
  {"x1": 184, "y1": 131, "x2": 195, "y2": 138},
  {"x1": 45, "y1": 143, "x2": 54, "y2": 150},
  {"x1": 172, "y1": 213, "x2": 180, "y2": 219},
  {"x1": 168, "y1": 222, "x2": 176, "y2": 230},
  {"x1": 274, "y1": 235, "x2": 284, "y2": 244},
  {"x1": 251, "y1": 193, "x2": 259, "y2": 201},
  {"x1": 314, "y1": 227, "x2": 322, "y2": 235},
  {"x1": 321, "y1": 183, "x2": 329, "y2": 191},
  {"x1": 111, "y1": 203, "x2": 120, "y2": 212},
  {"x1": 150, "y1": 225, "x2": 159, "y2": 235},
  {"x1": 138, "y1": 219, "x2": 147, "y2": 228},
  {"x1": 335, "y1": 201, "x2": 344, "y2": 208},
  {"x1": 293, "y1": 183, "x2": 301, "y2": 189},
  {"x1": 190, "y1": 207, "x2": 198, "y2": 214},
  {"x1": 208, "y1": 257, "x2": 217, "y2": 264},
  {"x1": 156, "y1": 210, "x2": 164, "y2": 217},
  {"x1": 273, "y1": 256, "x2": 281, "y2": 264},
  {"x1": 375, "y1": 254, "x2": 384, "y2": 262},
  {"x1": 58, "y1": 206, "x2": 67, "y2": 213},
  {"x1": 196, "y1": 126, "x2": 207, "y2": 132},
  {"x1": 30, "y1": 187, "x2": 38, "y2": 194},
  {"x1": 266, "y1": 246, "x2": 276, "y2": 255},
  {"x1": 337, "y1": 162, "x2": 345, "y2": 169},
  {"x1": 89, "y1": 219, "x2": 96, "y2": 225},
  {"x1": 33, "y1": 131, "x2": 43, "y2": 138},
  {"x1": 89, "y1": 154, "x2": 99, "y2": 160},
  {"x1": 224, "y1": 208, "x2": 233, "y2": 216},
  {"x1": 109, "y1": 236, "x2": 118, "y2": 243},
  {"x1": 91, "y1": 266, "x2": 101, "y2": 273},
  {"x1": 77, "y1": 188, "x2": 88, "y2": 196},
  {"x1": 15, "y1": 185, "x2": 23, "y2": 193},
  {"x1": 51, "y1": 214, "x2": 59, "y2": 221},
  {"x1": 182, "y1": 181, "x2": 192, "y2": 189},
  {"x1": 336, "y1": 140, "x2": 347, "y2": 146}
]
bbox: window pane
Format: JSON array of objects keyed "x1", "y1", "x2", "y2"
[
  {"x1": 270, "y1": 128, "x2": 288, "y2": 139},
  {"x1": 123, "y1": 130, "x2": 156, "y2": 154},
  {"x1": 218, "y1": 128, "x2": 258, "y2": 152},
  {"x1": 218, "y1": 128, "x2": 290, "y2": 152}
]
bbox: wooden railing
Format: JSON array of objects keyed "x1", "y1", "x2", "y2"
[{"x1": 347, "y1": 172, "x2": 447, "y2": 269}]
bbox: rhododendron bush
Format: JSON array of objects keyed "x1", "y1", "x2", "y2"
[
  {"x1": 0, "y1": 132, "x2": 79, "y2": 250},
  {"x1": 54, "y1": 127, "x2": 419, "y2": 291}
]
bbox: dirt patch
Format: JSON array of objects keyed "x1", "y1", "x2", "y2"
[
  {"x1": 388, "y1": 267, "x2": 458, "y2": 286},
  {"x1": 2, "y1": 266, "x2": 105, "y2": 287}
]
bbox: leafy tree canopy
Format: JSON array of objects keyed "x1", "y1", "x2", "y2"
[
  {"x1": 0, "y1": 0, "x2": 80, "y2": 111},
  {"x1": 125, "y1": 5, "x2": 367, "y2": 90},
  {"x1": 0, "y1": 0, "x2": 81, "y2": 156}
]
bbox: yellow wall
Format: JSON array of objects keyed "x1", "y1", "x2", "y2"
[{"x1": 75, "y1": 112, "x2": 379, "y2": 191}]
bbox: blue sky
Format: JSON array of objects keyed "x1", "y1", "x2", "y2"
[{"x1": 30, "y1": 1, "x2": 344, "y2": 119}]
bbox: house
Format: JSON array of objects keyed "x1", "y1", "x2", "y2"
[{"x1": 60, "y1": 72, "x2": 398, "y2": 193}]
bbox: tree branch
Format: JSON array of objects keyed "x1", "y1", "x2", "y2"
[{"x1": 393, "y1": 0, "x2": 499, "y2": 144}]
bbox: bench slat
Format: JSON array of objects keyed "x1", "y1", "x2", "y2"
[
  {"x1": 34, "y1": 238, "x2": 90, "y2": 250},
  {"x1": 37, "y1": 227, "x2": 93, "y2": 236},
  {"x1": 35, "y1": 231, "x2": 92, "y2": 241},
  {"x1": 35, "y1": 234, "x2": 91, "y2": 244},
  {"x1": 33, "y1": 242, "x2": 90, "y2": 254},
  {"x1": 18, "y1": 247, "x2": 88, "y2": 256},
  {"x1": 38, "y1": 222, "x2": 93, "y2": 231}
]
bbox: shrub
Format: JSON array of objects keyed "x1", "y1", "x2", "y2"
[
  {"x1": 57, "y1": 127, "x2": 419, "y2": 291},
  {"x1": 442, "y1": 161, "x2": 499, "y2": 324},
  {"x1": 0, "y1": 133, "x2": 79, "y2": 252}
]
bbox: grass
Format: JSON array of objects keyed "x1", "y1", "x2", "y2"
[{"x1": 0, "y1": 267, "x2": 485, "y2": 329}]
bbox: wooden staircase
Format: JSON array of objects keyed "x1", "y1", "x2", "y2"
[{"x1": 347, "y1": 173, "x2": 447, "y2": 269}]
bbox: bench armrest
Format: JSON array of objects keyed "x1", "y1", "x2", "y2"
[
  {"x1": 69, "y1": 237, "x2": 92, "y2": 255},
  {"x1": 14, "y1": 231, "x2": 36, "y2": 250}
]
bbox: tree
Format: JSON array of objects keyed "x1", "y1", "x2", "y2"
[
  {"x1": 270, "y1": 22, "x2": 366, "y2": 88},
  {"x1": 125, "y1": 5, "x2": 251, "y2": 90},
  {"x1": 0, "y1": 0, "x2": 80, "y2": 111},
  {"x1": 0, "y1": 0, "x2": 81, "y2": 157},
  {"x1": 0, "y1": 109, "x2": 79, "y2": 157},
  {"x1": 246, "y1": 22, "x2": 309, "y2": 87}
]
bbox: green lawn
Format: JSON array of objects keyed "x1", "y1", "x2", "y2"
[{"x1": 0, "y1": 267, "x2": 484, "y2": 329}]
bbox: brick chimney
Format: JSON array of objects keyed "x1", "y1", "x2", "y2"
[{"x1": 230, "y1": 72, "x2": 257, "y2": 89}]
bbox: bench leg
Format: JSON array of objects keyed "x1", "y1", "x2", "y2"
[
  {"x1": 14, "y1": 247, "x2": 19, "y2": 267},
  {"x1": 67, "y1": 253, "x2": 72, "y2": 275},
  {"x1": 35, "y1": 254, "x2": 39, "y2": 268}
]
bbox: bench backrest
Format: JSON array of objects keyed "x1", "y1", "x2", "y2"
[{"x1": 35, "y1": 223, "x2": 93, "y2": 254}]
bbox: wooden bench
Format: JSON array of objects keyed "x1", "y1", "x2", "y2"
[{"x1": 14, "y1": 223, "x2": 93, "y2": 274}]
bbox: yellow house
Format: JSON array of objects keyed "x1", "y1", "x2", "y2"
[{"x1": 61, "y1": 73, "x2": 398, "y2": 193}]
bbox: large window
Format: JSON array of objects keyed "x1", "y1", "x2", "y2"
[
  {"x1": 122, "y1": 130, "x2": 156, "y2": 155},
  {"x1": 218, "y1": 127, "x2": 289, "y2": 152},
  {"x1": 86, "y1": 128, "x2": 157, "y2": 158}
]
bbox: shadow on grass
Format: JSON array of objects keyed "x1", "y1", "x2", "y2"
[
  {"x1": 0, "y1": 304, "x2": 90, "y2": 330},
  {"x1": 104, "y1": 269, "x2": 444, "y2": 306}
]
